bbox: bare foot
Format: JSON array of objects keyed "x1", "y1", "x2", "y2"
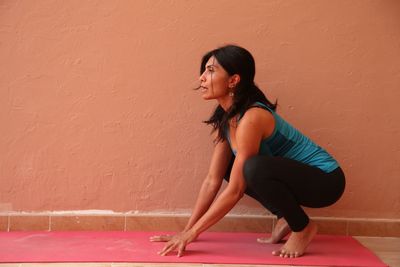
[
  {"x1": 272, "y1": 220, "x2": 318, "y2": 258},
  {"x1": 257, "y1": 217, "x2": 291, "y2": 244}
]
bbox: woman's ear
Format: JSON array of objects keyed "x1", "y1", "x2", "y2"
[{"x1": 229, "y1": 74, "x2": 241, "y2": 88}]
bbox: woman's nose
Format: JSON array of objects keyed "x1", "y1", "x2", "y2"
[{"x1": 199, "y1": 72, "x2": 206, "y2": 82}]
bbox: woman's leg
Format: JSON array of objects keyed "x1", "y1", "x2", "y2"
[
  {"x1": 243, "y1": 155, "x2": 345, "y2": 231},
  {"x1": 242, "y1": 155, "x2": 345, "y2": 257},
  {"x1": 224, "y1": 156, "x2": 290, "y2": 244},
  {"x1": 223, "y1": 156, "x2": 283, "y2": 218}
]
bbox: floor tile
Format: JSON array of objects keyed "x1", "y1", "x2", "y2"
[
  {"x1": 348, "y1": 220, "x2": 400, "y2": 237},
  {"x1": 9, "y1": 216, "x2": 49, "y2": 231},
  {"x1": 0, "y1": 216, "x2": 8, "y2": 231},
  {"x1": 20, "y1": 264, "x2": 111, "y2": 267},
  {"x1": 126, "y1": 216, "x2": 187, "y2": 232},
  {"x1": 313, "y1": 218, "x2": 347, "y2": 235},
  {"x1": 203, "y1": 265, "x2": 293, "y2": 267},
  {"x1": 356, "y1": 236, "x2": 400, "y2": 267},
  {"x1": 51, "y1": 216, "x2": 125, "y2": 231},
  {"x1": 112, "y1": 264, "x2": 202, "y2": 267}
]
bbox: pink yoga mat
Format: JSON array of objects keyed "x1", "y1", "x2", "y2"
[{"x1": 0, "y1": 231, "x2": 387, "y2": 267}]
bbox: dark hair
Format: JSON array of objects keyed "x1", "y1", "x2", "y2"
[{"x1": 199, "y1": 44, "x2": 277, "y2": 142}]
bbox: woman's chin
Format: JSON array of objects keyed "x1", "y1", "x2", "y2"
[{"x1": 201, "y1": 93, "x2": 213, "y2": 100}]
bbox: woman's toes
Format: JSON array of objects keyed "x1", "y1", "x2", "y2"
[
  {"x1": 257, "y1": 237, "x2": 270, "y2": 243},
  {"x1": 272, "y1": 249, "x2": 280, "y2": 256},
  {"x1": 274, "y1": 248, "x2": 301, "y2": 258},
  {"x1": 288, "y1": 251, "x2": 301, "y2": 258}
]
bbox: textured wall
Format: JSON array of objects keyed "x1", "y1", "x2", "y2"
[{"x1": 0, "y1": 0, "x2": 399, "y2": 219}]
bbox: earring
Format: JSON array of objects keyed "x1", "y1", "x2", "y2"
[{"x1": 229, "y1": 92, "x2": 234, "y2": 97}]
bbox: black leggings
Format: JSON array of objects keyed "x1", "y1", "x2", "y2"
[{"x1": 224, "y1": 155, "x2": 345, "y2": 232}]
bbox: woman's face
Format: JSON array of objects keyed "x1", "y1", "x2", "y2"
[{"x1": 199, "y1": 56, "x2": 231, "y2": 100}]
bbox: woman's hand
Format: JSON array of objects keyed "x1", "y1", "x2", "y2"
[
  {"x1": 157, "y1": 229, "x2": 197, "y2": 257},
  {"x1": 149, "y1": 234, "x2": 174, "y2": 242}
]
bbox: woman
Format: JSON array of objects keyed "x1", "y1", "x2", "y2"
[{"x1": 150, "y1": 45, "x2": 345, "y2": 258}]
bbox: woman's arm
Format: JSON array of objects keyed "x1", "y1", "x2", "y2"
[
  {"x1": 150, "y1": 133, "x2": 232, "y2": 242},
  {"x1": 189, "y1": 113, "x2": 263, "y2": 235},
  {"x1": 184, "y1": 139, "x2": 233, "y2": 231},
  {"x1": 158, "y1": 109, "x2": 266, "y2": 256}
]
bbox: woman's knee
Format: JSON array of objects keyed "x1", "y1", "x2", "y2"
[{"x1": 243, "y1": 155, "x2": 269, "y2": 185}]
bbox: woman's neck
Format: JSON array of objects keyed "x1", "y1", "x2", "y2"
[{"x1": 218, "y1": 96, "x2": 234, "y2": 111}]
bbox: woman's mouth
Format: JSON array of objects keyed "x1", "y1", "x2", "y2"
[{"x1": 200, "y1": 86, "x2": 207, "y2": 92}]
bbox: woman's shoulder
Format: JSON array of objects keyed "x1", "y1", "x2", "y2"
[
  {"x1": 234, "y1": 107, "x2": 276, "y2": 145},
  {"x1": 238, "y1": 106, "x2": 275, "y2": 134},
  {"x1": 241, "y1": 105, "x2": 274, "y2": 123}
]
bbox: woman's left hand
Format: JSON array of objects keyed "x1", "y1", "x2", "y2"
[{"x1": 158, "y1": 229, "x2": 197, "y2": 257}]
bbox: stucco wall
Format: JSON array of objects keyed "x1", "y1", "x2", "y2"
[{"x1": 0, "y1": 0, "x2": 399, "y2": 219}]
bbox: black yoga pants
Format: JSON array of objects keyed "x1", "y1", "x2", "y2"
[{"x1": 224, "y1": 155, "x2": 345, "y2": 232}]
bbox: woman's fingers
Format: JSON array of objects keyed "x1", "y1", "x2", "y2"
[
  {"x1": 153, "y1": 231, "x2": 194, "y2": 257},
  {"x1": 158, "y1": 240, "x2": 186, "y2": 257},
  {"x1": 177, "y1": 243, "x2": 186, "y2": 257},
  {"x1": 149, "y1": 234, "x2": 173, "y2": 242},
  {"x1": 158, "y1": 242, "x2": 176, "y2": 256}
]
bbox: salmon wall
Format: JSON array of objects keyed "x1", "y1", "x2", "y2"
[{"x1": 1, "y1": 0, "x2": 399, "y2": 219}]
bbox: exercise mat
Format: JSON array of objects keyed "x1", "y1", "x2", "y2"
[{"x1": 0, "y1": 231, "x2": 387, "y2": 266}]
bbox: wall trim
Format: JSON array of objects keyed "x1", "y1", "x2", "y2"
[{"x1": 0, "y1": 212, "x2": 399, "y2": 237}]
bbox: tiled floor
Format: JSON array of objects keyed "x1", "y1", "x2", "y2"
[{"x1": 0, "y1": 237, "x2": 399, "y2": 267}]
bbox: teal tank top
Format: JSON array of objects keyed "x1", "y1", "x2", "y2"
[{"x1": 226, "y1": 102, "x2": 339, "y2": 173}]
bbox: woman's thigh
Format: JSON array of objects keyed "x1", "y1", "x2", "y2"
[{"x1": 243, "y1": 155, "x2": 345, "y2": 208}]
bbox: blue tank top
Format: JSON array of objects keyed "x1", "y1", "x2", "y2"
[{"x1": 226, "y1": 102, "x2": 339, "y2": 173}]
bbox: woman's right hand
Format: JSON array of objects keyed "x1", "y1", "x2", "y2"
[{"x1": 149, "y1": 234, "x2": 174, "y2": 242}]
